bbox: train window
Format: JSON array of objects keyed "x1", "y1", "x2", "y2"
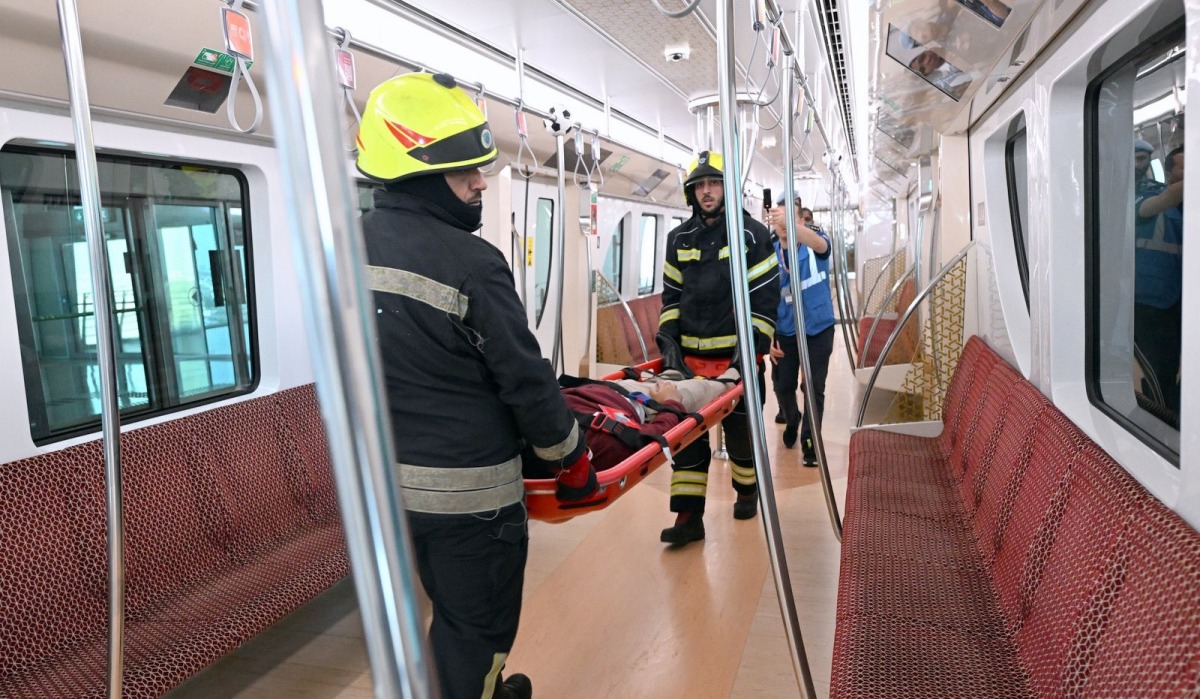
[
  {"x1": 1005, "y1": 115, "x2": 1030, "y2": 309},
  {"x1": 1087, "y1": 24, "x2": 1184, "y2": 462},
  {"x1": 533, "y1": 197, "x2": 554, "y2": 325},
  {"x1": 602, "y1": 217, "x2": 624, "y2": 297},
  {"x1": 637, "y1": 214, "x2": 658, "y2": 295},
  {"x1": 0, "y1": 146, "x2": 256, "y2": 443}
]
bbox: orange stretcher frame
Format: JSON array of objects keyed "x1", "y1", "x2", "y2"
[{"x1": 525, "y1": 357, "x2": 744, "y2": 523}]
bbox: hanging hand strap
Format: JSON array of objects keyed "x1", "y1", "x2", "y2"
[
  {"x1": 334, "y1": 28, "x2": 361, "y2": 153},
  {"x1": 222, "y1": 0, "x2": 263, "y2": 135}
]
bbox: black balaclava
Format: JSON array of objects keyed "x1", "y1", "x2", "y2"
[{"x1": 386, "y1": 172, "x2": 482, "y2": 231}]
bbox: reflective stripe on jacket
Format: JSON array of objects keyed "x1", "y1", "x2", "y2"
[{"x1": 362, "y1": 188, "x2": 584, "y2": 472}]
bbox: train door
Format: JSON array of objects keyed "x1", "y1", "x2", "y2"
[{"x1": 511, "y1": 176, "x2": 560, "y2": 357}]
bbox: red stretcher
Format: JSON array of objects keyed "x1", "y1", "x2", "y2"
[{"x1": 525, "y1": 357, "x2": 744, "y2": 523}]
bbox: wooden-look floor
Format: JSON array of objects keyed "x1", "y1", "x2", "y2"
[{"x1": 167, "y1": 332, "x2": 854, "y2": 699}]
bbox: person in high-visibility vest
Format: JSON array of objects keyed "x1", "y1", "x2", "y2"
[
  {"x1": 656, "y1": 151, "x2": 780, "y2": 545},
  {"x1": 769, "y1": 197, "x2": 836, "y2": 466}
]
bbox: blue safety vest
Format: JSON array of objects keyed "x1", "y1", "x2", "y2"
[
  {"x1": 1134, "y1": 179, "x2": 1183, "y2": 309},
  {"x1": 774, "y1": 226, "x2": 836, "y2": 337}
]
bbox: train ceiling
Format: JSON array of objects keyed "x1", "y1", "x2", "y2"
[
  {"x1": 0, "y1": 0, "x2": 864, "y2": 207},
  {"x1": 864, "y1": 0, "x2": 1091, "y2": 199}
]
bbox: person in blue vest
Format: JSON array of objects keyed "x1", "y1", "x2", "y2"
[
  {"x1": 1133, "y1": 143, "x2": 1183, "y2": 414},
  {"x1": 769, "y1": 197, "x2": 836, "y2": 466}
]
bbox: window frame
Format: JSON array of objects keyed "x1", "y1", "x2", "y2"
[
  {"x1": 637, "y1": 213, "x2": 658, "y2": 296},
  {"x1": 1004, "y1": 114, "x2": 1031, "y2": 310},
  {"x1": 2, "y1": 144, "x2": 259, "y2": 445},
  {"x1": 1084, "y1": 21, "x2": 1185, "y2": 466},
  {"x1": 533, "y1": 196, "x2": 555, "y2": 327},
  {"x1": 603, "y1": 216, "x2": 625, "y2": 296}
]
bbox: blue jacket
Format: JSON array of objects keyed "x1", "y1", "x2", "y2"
[
  {"x1": 1134, "y1": 179, "x2": 1183, "y2": 309},
  {"x1": 774, "y1": 225, "x2": 836, "y2": 337}
]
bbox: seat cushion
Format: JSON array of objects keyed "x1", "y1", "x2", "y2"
[{"x1": 831, "y1": 616, "x2": 1029, "y2": 699}]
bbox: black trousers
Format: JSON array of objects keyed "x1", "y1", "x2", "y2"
[
  {"x1": 669, "y1": 362, "x2": 766, "y2": 514},
  {"x1": 772, "y1": 326, "x2": 835, "y2": 451},
  {"x1": 408, "y1": 502, "x2": 528, "y2": 699},
  {"x1": 1134, "y1": 302, "x2": 1182, "y2": 414}
]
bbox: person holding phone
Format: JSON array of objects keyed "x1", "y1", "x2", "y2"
[{"x1": 768, "y1": 196, "x2": 835, "y2": 465}]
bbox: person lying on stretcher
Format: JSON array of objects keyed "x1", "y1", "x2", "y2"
[{"x1": 523, "y1": 368, "x2": 741, "y2": 477}]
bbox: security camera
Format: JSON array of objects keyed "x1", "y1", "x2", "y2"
[{"x1": 664, "y1": 44, "x2": 690, "y2": 63}]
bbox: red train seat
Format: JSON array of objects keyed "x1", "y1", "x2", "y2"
[
  {"x1": 833, "y1": 336, "x2": 1200, "y2": 697},
  {"x1": 0, "y1": 388, "x2": 347, "y2": 698}
]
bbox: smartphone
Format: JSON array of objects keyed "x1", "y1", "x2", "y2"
[{"x1": 762, "y1": 187, "x2": 772, "y2": 209}]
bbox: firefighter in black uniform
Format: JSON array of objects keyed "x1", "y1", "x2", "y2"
[
  {"x1": 356, "y1": 73, "x2": 597, "y2": 699},
  {"x1": 657, "y1": 151, "x2": 780, "y2": 545}
]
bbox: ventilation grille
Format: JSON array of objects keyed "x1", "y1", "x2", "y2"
[{"x1": 814, "y1": 0, "x2": 856, "y2": 163}]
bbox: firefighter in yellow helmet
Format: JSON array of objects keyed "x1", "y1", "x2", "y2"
[
  {"x1": 656, "y1": 151, "x2": 779, "y2": 545},
  {"x1": 356, "y1": 72, "x2": 597, "y2": 699}
]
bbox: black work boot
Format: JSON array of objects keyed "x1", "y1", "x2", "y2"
[
  {"x1": 802, "y1": 437, "x2": 818, "y2": 467},
  {"x1": 782, "y1": 395, "x2": 800, "y2": 449},
  {"x1": 494, "y1": 673, "x2": 532, "y2": 699},
  {"x1": 660, "y1": 512, "x2": 705, "y2": 545},
  {"x1": 733, "y1": 493, "x2": 758, "y2": 520}
]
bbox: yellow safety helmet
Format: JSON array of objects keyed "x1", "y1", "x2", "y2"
[
  {"x1": 683, "y1": 150, "x2": 725, "y2": 207},
  {"x1": 356, "y1": 72, "x2": 498, "y2": 182}
]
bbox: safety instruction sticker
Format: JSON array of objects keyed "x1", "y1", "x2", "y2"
[{"x1": 194, "y1": 48, "x2": 252, "y2": 74}]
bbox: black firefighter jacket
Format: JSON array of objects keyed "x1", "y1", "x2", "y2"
[
  {"x1": 658, "y1": 210, "x2": 780, "y2": 357},
  {"x1": 361, "y1": 189, "x2": 584, "y2": 470}
]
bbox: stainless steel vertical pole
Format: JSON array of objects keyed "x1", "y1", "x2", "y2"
[
  {"x1": 837, "y1": 182, "x2": 858, "y2": 323},
  {"x1": 913, "y1": 158, "x2": 926, "y2": 290},
  {"x1": 715, "y1": 3, "x2": 817, "y2": 697},
  {"x1": 834, "y1": 181, "x2": 860, "y2": 357},
  {"x1": 259, "y1": 1, "x2": 434, "y2": 697},
  {"x1": 828, "y1": 176, "x2": 858, "y2": 368},
  {"x1": 782, "y1": 69, "x2": 842, "y2": 542},
  {"x1": 53, "y1": 3, "x2": 125, "y2": 696},
  {"x1": 552, "y1": 132, "x2": 568, "y2": 374}
]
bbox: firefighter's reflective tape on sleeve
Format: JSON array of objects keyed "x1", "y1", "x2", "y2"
[
  {"x1": 659, "y1": 308, "x2": 681, "y2": 325},
  {"x1": 731, "y1": 462, "x2": 757, "y2": 486},
  {"x1": 532, "y1": 422, "x2": 581, "y2": 463},
  {"x1": 747, "y1": 254, "x2": 779, "y2": 282},
  {"x1": 752, "y1": 317, "x2": 776, "y2": 340},
  {"x1": 682, "y1": 334, "x2": 738, "y2": 351},
  {"x1": 397, "y1": 457, "x2": 523, "y2": 514},
  {"x1": 663, "y1": 261, "x2": 684, "y2": 284},
  {"x1": 367, "y1": 265, "x2": 469, "y2": 319},
  {"x1": 677, "y1": 248, "x2": 701, "y2": 262}
]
